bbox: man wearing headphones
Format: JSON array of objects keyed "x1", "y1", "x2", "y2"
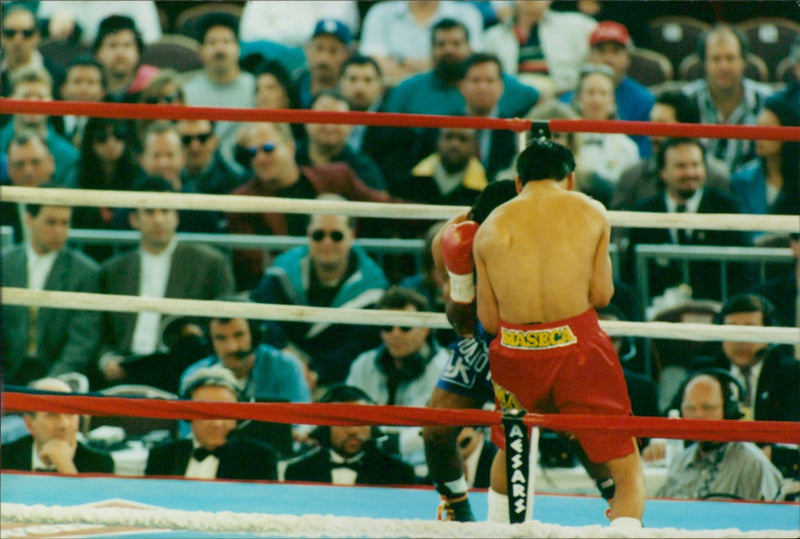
[
  {"x1": 282, "y1": 385, "x2": 418, "y2": 486},
  {"x1": 145, "y1": 366, "x2": 278, "y2": 480},
  {"x1": 179, "y1": 305, "x2": 311, "y2": 405},
  {"x1": 655, "y1": 370, "x2": 783, "y2": 501}
]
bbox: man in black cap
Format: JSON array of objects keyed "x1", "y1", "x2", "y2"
[{"x1": 294, "y1": 19, "x2": 353, "y2": 109}]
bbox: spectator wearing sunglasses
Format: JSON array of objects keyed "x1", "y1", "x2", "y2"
[
  {"x1": 456, "y1": 426, "x2": 497, "y2": 489},
  {"x1": 70, "y1": 117, "x2": 144, "y2": 261},
  {"x1": 1, "y1": 5, "x2": 66, "y2": 103},
  {"x1": 251, "y1": 205, "x2": 389, "y2": 396},
  {"x1": 132, "y1": 69, "x2": 186, "y2": 146},
  {"x1": 228, "y1": 122, "x2": 397, "y2": 290},
  {"x1": 345, "y1": 287, "x2": 449, "y2": 470},
  {"x1": 177, "y1": 119, "x2": 244, "y2": 196}
]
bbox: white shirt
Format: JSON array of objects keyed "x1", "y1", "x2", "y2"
[
  {"x1": 130, "y1": 239, "x2": 177, "y2": 355},
  {"x1": 26, "y1": 243, "x2": 59, "y2": 291},
  {"x1": 31, "y1": 444, "x2": 55, "y2": 471},
  {"x1": 329, "y1": 450, "x2": 363, "y2": 485},
  {"x1": 184, "y1": 440, "x2": 220, "y2": 480},
  {"x1": 664, "y1": 188, "x2": 703, "y2": 244},
  {"x1": 462, "y1": 440, "x2": 483, "y2": 488}
]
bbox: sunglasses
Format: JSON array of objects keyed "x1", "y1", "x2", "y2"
[
  {"x1": 181, "y1": 133, "x2": 213, "y2": 146},
  {"x1": 310, "y1": 230, "x2": 345, "y2": 242},
  {"x1": 2, "y1": 28, "x2": 36, "y2": 39},
  {"x1": 458, "y1": 436, "x2": 473, "y2": 449},
  {"x1": 145, "y1": 93, "x2": 181, "y2": 104},
  {"x1": 92, "y1": 130, "x2": 127, "y2": 143},
  {"x1": 245, "y1": 143, "x2": 276, "y2": 157},
  {"x1": 380, "y1": 325, "x2": 413, "y2": 333}
]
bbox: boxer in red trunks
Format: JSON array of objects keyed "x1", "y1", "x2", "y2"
[{"x1": 473, "y1": 139, "x2": 645, "y2": 528}]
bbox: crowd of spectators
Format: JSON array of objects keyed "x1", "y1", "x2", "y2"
[{"x1": 2, "y1": 1, "x2": 798, "y2": 495}]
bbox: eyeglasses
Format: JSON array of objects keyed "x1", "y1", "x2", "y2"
[
  {"x1": 310, "y1": 229, "x2": 344, "y2": 242},
  {"x1": 145, "y1": 93, "x2": 182, "y2": 104},
  {"x1": 380, "y1": 325, "x2": 413, "y2": 333},
  {"x1": 245, "y1": 143, "x2": 276, "y2": 157},
  {"x1": 2, "y1": 28, "x2": 36, "y2": 39},
  {"x1": 458, "y1": 436, "x2": 473, "y2": 449},
  {"x1": 181, "y1": 133, "x2": 213, "y2": 146}
]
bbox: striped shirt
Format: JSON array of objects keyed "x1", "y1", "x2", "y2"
[{"x1": 682, "y1": 78, "x2": 773, "y2": 174}]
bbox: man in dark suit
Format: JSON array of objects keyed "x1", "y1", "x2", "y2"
[
  {"x1": 96, "y1": 177, "x2": 236, "y2": 387},
  {"x1": 1, "y1": 378, "x2": 114, "y2": 474},
  {"x1": 623, "y1": 137, "x2": 753, "y2": 301},
  {"x1": 1, "y1": 132, "x2": 57, "y2": 245},
  {"x1": 686, "y1": 294, "x2": 799, "y2": 424},
  {"x1": 283, "y1": 385, "x2": 417, "y2": 485},
  {"x1": 1, "y1": 202, "x2": 101, "y2": 386},
  {"x1": 145, "y1": 365, "x2": 278, "y2": 480}
]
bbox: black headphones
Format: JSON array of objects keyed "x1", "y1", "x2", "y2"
[
  {"x1": 676, "y1": 368, "x2": 745, "y2": 420},
  {"x1": 715, "y1": 293, "x2": 777, "y2": 327}
]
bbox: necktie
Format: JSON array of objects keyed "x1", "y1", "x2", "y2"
[
  {"x1": 193, "y1": 446, "x2": 221, "y2": 461},
  {"x1": 675, "y1": 204, "x2": 690, "y2": 244},
  {"x1": 740, "y1": 366, "x2": 752, "y2": 407},
  {"x1": 27, "y1": 306, "x2": 39, "y2": 357}
]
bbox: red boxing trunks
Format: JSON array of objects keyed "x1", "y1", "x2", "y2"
[{"x1": 489, "y1": 308, "x2": 635, "y2": 464}]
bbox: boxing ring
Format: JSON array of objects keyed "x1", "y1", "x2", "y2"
[{"x1": 2, "y1": 98, "x2": 800, "y2": 538}]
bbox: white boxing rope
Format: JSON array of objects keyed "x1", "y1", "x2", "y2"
[
  {"x1": 1, "y1": 502, "x2": 795, "y2": 539},
  {"x1": 3, "y1": 288, "x2": 798, "y2": 345},
  {"x1": 2, "y1": 186, "x2": 798, "y2": 233}
]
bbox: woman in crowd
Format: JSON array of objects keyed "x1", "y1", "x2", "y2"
[
  {"x1": 71, "y1": 117, "x2": 145, "y2": 261},
  {"x1": 731, "y1": 94, "x2": 800, "y2": 217},
  {"x1": 251, "y1": 59, "x2": 304, "y2": 141},
  {"x1": 571, "y1": 63, "x2": 639, "y2": 206}
]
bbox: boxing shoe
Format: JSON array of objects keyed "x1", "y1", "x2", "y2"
[{"x1": 437, "y1": 494, "x2": 476, "y2": 522}]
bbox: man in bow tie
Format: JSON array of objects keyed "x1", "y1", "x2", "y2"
[
  {"x1": 1, "y1": 377, "x2": 114, "y2": 474},
  {"x1": 145, "y1": 365, "x2": 278, "y2": 480},
  {"x1": 283, "y1": 385, "x2": 417, "y2": 485}
]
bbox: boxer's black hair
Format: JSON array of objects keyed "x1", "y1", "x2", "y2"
[
  {"x1": 516, "y1": 139, "x2": 575, "y2": 184},
  {"x1": 468, "y1": 180, "x2": 517, "y2": 224}
]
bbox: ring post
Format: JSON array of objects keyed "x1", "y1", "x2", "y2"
[
  {"x1": 503, "y1": 409, "x2": 532, "y2": 523},
  {"x1": 529, "y1": 120, "x2": 551, "y2": 141}
]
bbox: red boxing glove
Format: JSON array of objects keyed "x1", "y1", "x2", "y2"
[{"x1": 442, "y1": 220, "x2": 479, "y2": 304}]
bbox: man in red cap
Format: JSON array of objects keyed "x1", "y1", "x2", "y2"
[{"x1": 561, "y1": 21, "x2": 654, "y2": 157}]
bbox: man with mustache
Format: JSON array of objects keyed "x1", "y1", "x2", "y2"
[
  {"x1": 283, "y1": 385, "x2": 417, "y2": 485},
  {"x1": 623, "y1": 137, "x2": 753, "y2": 302},
  {"x1": 180, "y1": 307, "x2": 310, "y2": 405},
  {"x1": 182, "y1": 13, "x2": 254, "y2": 173}
]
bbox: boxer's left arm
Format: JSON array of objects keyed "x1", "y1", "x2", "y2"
[
  {"x1": 434, "y1": 214, "x2": 477, "y2": 337},
  {"x1": 589, "y1": 204, "x2": 614, "y2": 309}
]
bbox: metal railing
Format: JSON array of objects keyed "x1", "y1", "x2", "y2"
[{"x1": 634, "y1": 244, "x2": 794, "y2": 315}]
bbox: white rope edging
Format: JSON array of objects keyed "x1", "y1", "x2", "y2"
[
  {"x1": 2, "y1": 503, "x2": 796, "y2": 539},
  {"x1": 2, "y1": 186, "x2": 798, "y2": 232},
  {"x1": 3, "y1": 288, "x2": 798, "y2": 345}
]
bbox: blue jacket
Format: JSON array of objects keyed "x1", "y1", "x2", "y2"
[
  {"x1": 730, "y1": 159, "x2": 769, "y2": 215},
  {"x1": 251, "y1": 245, "x2": 388, "y2": 385},
  {"x1": 0, "y1": 124, "x2": 79, "y2": 187},
  {"x1": 385, "y1": 71, "x2": 539, "y2": 117},
  {"x1": 180, "y1": 344, "x2": 311, "y2": 403}
]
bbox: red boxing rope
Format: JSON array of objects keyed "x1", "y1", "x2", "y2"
[
  {"x1": 5, "y1": 392, "x2": 798, "y2": 445},
  {"x1": 2, "y1": 98, "x2": 798, "y2": 141}
]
